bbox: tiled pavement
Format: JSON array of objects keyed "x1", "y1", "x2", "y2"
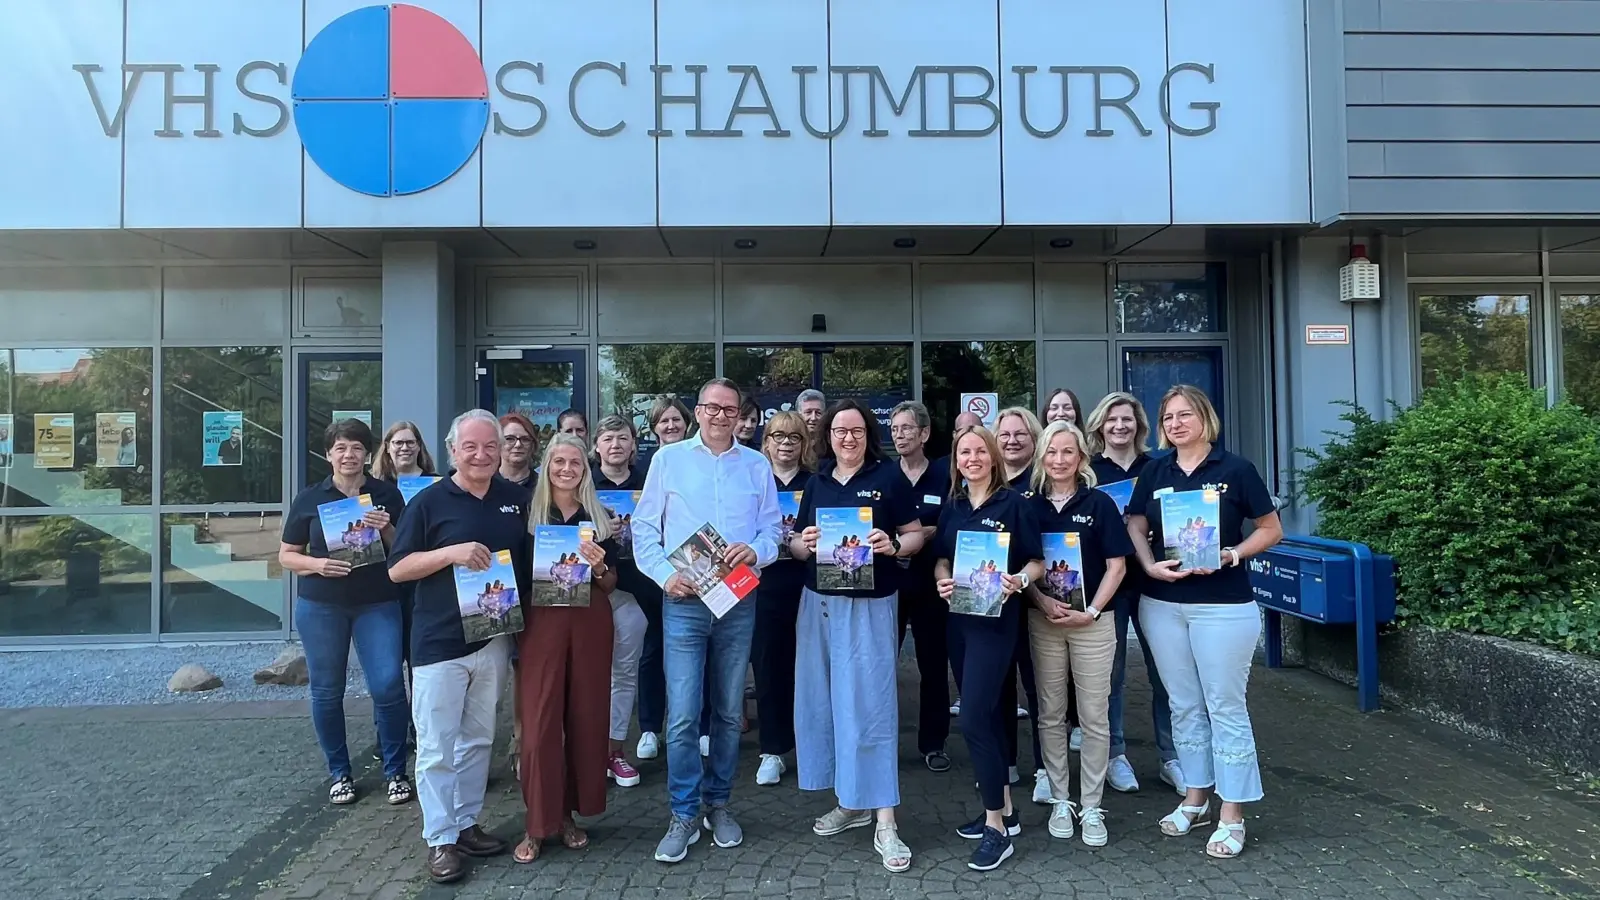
[{"x1": 2, "y1": 655, "x2": 1596, "y2": 900}]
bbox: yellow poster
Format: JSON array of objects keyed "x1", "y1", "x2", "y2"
[
  {"x1": 97, "y1": 412, "x2": 138, "y2": 468},
  {"x1": 34, "y1": 413, "x2": 75, "y2": 469}
]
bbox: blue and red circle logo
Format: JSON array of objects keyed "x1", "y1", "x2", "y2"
[{"x1": 292, "y1": 4, "x2": 489, "y2": 197}]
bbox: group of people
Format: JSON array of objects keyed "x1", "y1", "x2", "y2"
[{"x1": 277, "y1": 376, "x2": 1282, "y2": 883}]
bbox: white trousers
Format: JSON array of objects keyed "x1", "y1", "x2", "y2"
[
  {"x1": 609, "y1": 591, "x2": 648, "y2": 741},
  {"x1": 412, "y1": 635, "x2": 510, "y2": 847},
  {"x1": 1137, "y1": 597, "x2": 1264, "y2": 804}
]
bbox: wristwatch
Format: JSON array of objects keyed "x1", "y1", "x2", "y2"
[
  {"x1": 1088, "y1": 605, "x2": 1102, "y2": 620},
  {"x1": 889, "y1": 535, "x2": 902, "y2": 556},
  {"x1": 1016, "y1": 571, "x2": 1031, "y2": 590}
]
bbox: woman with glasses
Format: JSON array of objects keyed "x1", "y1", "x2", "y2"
[
  {"x1": 374, "y1": 421, "x2": 438, "y2": 481},
  {"x1": 888, "y1": 401, "x2": 953, "y2": 772},
  {"x1": 591, "y1": 415, "x2": 649, "y2": 789},
  {"x1": 994, "y1": 407, "x2": 1049, "y2": 804},
  {"x1": 789, "y1": 400, "x2": 923, "y2": 872},
  {"x1": 1084, "y1": 391, "x2": 1182, "y2": 797},
  {"x1": 499, "y1": 413, "x2": 540, "y2": 489},
  {"x1": 1125, "y1": 385, "x2": 1283, "y2": 860},
  {"x1": 750, "y1": 410, "x2": 812, "y2": 787},
  {"x1": 1041, "y1": 389, "x2": 1083, "y2": 428},
  {"x1": 736, "y1": 398, "x2": 762, "y2": 448}
]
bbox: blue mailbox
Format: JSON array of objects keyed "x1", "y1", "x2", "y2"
[{"x1": 1249, "y1": 536, "x2": 1396, "y2": 712}]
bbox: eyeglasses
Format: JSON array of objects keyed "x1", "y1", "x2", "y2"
[
  {"x1": 767, "y1": 431, "x2": 804, "y2": 445},
  {"x1": 830, "y1": 427, "x2": 867, "y2": 440},
  {"x1": 698, "y1": 404, "x2": 741, "y2": 419},
  {"x1": 504, "y1": 435, "x2": 535, "y2": 446},
  {"x1": 389, "y1": 439, "x2": 417, "y2": 449},
  {"x1": 889, "y1": 425, "x2": 922, "y2": 437}
]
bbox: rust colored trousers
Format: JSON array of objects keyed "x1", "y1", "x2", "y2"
[{"x1": 516, "y1": 590, "x2": 615, "y2": 839}]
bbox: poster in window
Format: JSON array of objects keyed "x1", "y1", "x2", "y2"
[
  {"x1": 34, "y1": 413, "x2": 75, "y2": 469},
  {"x1": 203, "y1": 410, "x2": 245, "y2": 467},
  {"x1": 0, "y1": 414, "x2": 12, "y2": 469},
  {"x1": 96, "y1": 412, "x2": 138, "y2": 468}
]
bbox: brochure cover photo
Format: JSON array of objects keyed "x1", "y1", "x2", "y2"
[
  {"x1": 455, "y1": 549, "x2": 525, "y2": 642},
  {"x1": 531, "y1": 522, "x2": 595, "y2": 607},
  {"x1": 1040, "y1": 532, "x2": 1087, "y2": 611},
  {"x1": 668, "y1": 522, "x2": 759, "y2": 619},
  {"x1": 1160, "y1": 489, "x2": 1222, "y2": 571},
  {"x1": 775, "y1": 491, "x2": 802, "y2": 560},
  {"x1": 1098, "y1": 477, "x2": 1137, "y2": 514},
  {"x1": 816, "y1": 506, "x2": 874, "y2": 591},
  {"x1": 317, "y1": 494, "x2": 386, "y2": 568},
  {"x1": 397, "y1": 475, "x2": 440, "y2": 503},
  {"x1": 950, "y1": 529, "x2": 1011, "y2": 617},
  {"x1": 597, "y1": 490, "x2": 640, "y2": 560}
]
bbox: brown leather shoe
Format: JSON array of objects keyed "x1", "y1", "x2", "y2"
[
  {"x1": 457, "y1": 825, "x2": 508, "y2": 858},
  {"x1": 427, "y1": 844, "x2": 466, "y2": 883}
]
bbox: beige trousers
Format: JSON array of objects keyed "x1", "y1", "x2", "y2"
[{"x1": 1028, "y1": 608, "x2": 1116, "y2": 809}]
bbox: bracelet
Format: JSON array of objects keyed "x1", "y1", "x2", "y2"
[{"x1": 1226, "y1": 548, "x2": 1240, "y2": 568}]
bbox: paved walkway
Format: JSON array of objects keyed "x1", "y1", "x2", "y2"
[{"x1": 3, "y1": 655, "x2": 1596, "y2": 900}]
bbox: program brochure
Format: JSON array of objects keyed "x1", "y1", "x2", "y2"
[
  {"x1": 531, "y1": 522, "x2": 596, "y2": 607},
  {"x1": 455, "y1": 549, "x2": 525, "y2": 641},
  {"x1": 667, "y1": 522, "x2": 759, "y2": 619},
  {"x1": 950, "y1": 529, "x2": 1010, "y2": 617},
  {"x1": 317, "y1": 494, "x2": 386, "y2": 568},
  {"x1": 1159, "y1": 489, "x2": 1222, "y2": 571}
]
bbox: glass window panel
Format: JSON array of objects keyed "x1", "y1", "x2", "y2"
[
  {"x1": 0, "y1": 268, "x2": 157, "y2": 343},
  {"x1": 822, "y1": 345, "x2": 913, "y2": 442},
  {"x1": 920, "y1": 341, "x2": 1037, "y2": 457},
  {"x1": 0, "y1": 513, "x2": 154, "y2": 636},
  {"x1": 1558, "y1": 293, "x2": 1600, "y2": 414},
  {"x1": 304, "y1": 356, "x2": 382, "y2": 487},
  {"x1": 598, "y1": 344, "x2": 715, "y2": 449},
  {"x1": 161, "y1": 347, "x2": 284, "y2": 505},
  {"x1": 1416, "y1": 293, "x2": 1531, "y2": 390},
  {"x1": 161, "y1": 511, "x2": 283, "y2": 633},
  {"x1": 724, "y1": 345, "x2": 813, "y2": 422},
  {"x1": 0, "y1": 348, "x2": 154, "y2": 508},
  {"x1": 1122, "y1": 347, "x2": 1227, "y2": 448},
  {"x1": 162, "y1": 267, "x2": 288, "y2": 342},
  {"x1": 1115, "y1": 262, "x2": 1226, "y2": 334}
]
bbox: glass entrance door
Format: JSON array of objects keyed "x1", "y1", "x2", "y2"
[
  {"x1": 477, "y1": 348, "x2": 588, "y2": 449},
  {"x1": 723, "y1": 344, "x2": 912, "y2": 444},
  {"x1": 1122, "y1": 345, "x2": 1225, "y2": 448},
  {"x1": 299, "y1": 352, "x2": 382, "y2": 488}
]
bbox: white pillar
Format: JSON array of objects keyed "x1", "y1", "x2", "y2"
[{"x1": 382, "y1": 241, "x2": 456, "y2": 464}]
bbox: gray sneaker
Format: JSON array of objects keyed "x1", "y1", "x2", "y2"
[
  {"x1": 703, "y1": 805, "x2": 744, "y2": 848},
  {"x1": 654, "y1": 816, "x2": 700, "y2": 863}
]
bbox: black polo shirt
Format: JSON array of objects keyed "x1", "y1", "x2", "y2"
[
  {"x1": 763, "y1": 469, "x2": 813, "y2": 598},
  {"x1": 1091, "y1": 452, "x2": 1152, "y2": 488},
  {"x1": 592, "y1": 465, "x2": 651, "y2": 599},
  {"x1": 593, "y1": 464, "x2": 646, "y2": 491},
  {"x1": 797, "y1": 457, "x2": 920, "y2": 597},
  {"x1": 1007, "y1": 465, "x2": 1034, "y2": 492},
  {"x1": 389, "y1": 473, "x2": 533, "y2": 667},
  {"x1": 1029, "y1": 482, "x2": 1136, "y2": 608},
  {"x1": 935, "y1": 485, "x2": 1045, "y2": 576},
  {"x1": 282, "y1": 476, "x2": 405, "y2": 606},
  {"x1": 898, "y1": 456, "x2": 952, "y2": 585},
  {"x1": 1127, "y1": 446, "x2": 1276, "y2": 605}
]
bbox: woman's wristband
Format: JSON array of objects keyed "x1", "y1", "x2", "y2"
[{"x1": 1225, "y1": 547, "x2": 1241, "y2": 568}]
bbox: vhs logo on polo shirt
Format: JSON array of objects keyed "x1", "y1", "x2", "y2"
[
  {"x1": 500, "y1": 504, "x2": 521, "y2": 514},
  {"x1": 980, "y1": 518, "x2": 1007, "y2": 531},
  {"x1": 856, "y1": 490, "x2": 882, "y2": 501},
  {"x1": 1203, "y1": 483, "x2": 1228, "y2": 495}
]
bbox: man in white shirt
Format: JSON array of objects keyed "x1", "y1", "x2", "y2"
[{"x1": 632, "y1": 378, "x2": 782, "y2": 864}]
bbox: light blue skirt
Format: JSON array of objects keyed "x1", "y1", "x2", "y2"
[{"x1": 794, "y1": 587, "x2": 901, "y2": 810}]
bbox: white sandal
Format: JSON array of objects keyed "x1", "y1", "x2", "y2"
[
  {"x1": 1158, "y1": 800, "x2": 1211, "y2": 836},
  {"x1": 1206, "y1": 821, "x2": 1246, "y2": 859},
  {"x1": 873, "y1": 822, "x2": 912, "y2": 873}
]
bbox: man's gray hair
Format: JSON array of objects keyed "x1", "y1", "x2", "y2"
[
  {"x1": 797, "y1": 388, "x2": 826, "y2": 407},
  {"x1": 445, "y1": 409, "x2": 503, "y2": 449},
  {"x1": 890, "y1": 400, "x2": 930, "y2": 430}
]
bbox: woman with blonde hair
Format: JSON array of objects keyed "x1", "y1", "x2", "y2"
[
  {"x1": 1125, "y1": 385, "x2": 1282, "y2": 860},
  {"x1": 1026, "y1": 420, "x2": 1134, "y2": 847},
  {"x1": 1084, "y1": 391, "x2": 1181, "y2": 797},
  {"x1": 373, "y1": 420, "x2": 438, "y2": 481},
  {"x1": 514, "y1": 434, "x2": 619, "y2": 863},
  {"x1": 993, "y1": 406, "x2": 1048, "y2": 804},
  {"x1": 591, "y1": 415, "x2": 649, "y2": 789}
]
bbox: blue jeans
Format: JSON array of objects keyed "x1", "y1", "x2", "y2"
[
  {"x1": 663, "y1": 596, "x2": 756, "y2": 821},
  {"x1": 295, "y1": 596, "x2": 410, "y2": 780},
  {"x1": 1109, "y1": 593, "x2": 1176, "y2": 762}
]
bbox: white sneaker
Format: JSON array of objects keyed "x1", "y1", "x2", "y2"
[
  {"x1": 1015, "y1": 705, "x2": 1029, "y2": 720},
  {"x1": 1107, "y1": 755, "x2": 1140, "y2": 793},
  {"x1": 1069, "y1": 727, "x2": 1084, "y2": 752},
  {"x1": 1079, "y1": 806, "x2": 1109, "y2": 847},
  {"x1": 637, "y1": 732, "x2": 660, "y2": 760},
  {"x1": 1047, "y1": 801, "x2": 1077, "y2": 839},
  {"x1": 1008, "y1": 765, "x2": 1020, "y2": 785},
  {"x1": 1160, "y1": 759, "x2": 1186, "y2": 795},
  {"x1": 949, "y1": 698, "x2": 961, "y2": 716},
  {"x1": 1031, "y1": 769, "x2": 1053, "y2": 805},
  {"x1": 755, "y1": 754, "x2": 786, "y2": 786},
  {"x1": 699, "y1": 735, "x2": 711, "y2": 758}
]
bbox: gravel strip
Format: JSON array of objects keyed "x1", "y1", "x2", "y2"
[{"x1": 0, "y1": 642, "x2": 370, "y2": 708}]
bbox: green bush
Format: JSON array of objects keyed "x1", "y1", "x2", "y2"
[{"x1": 1300, "y1": 376, "x2": 1600, "y2": 658}]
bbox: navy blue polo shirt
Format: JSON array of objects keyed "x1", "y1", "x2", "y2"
[
  {"x1": 1127, "y1": 446, "x2": 1276, "y2": 605},
  {"x1": 797, "y1": 457, "x2": 920, "y2": 597},
  {"x1": 282, "y1": 476, "x2": 405, "y2": 606},
  {"x1": 388, "y1": 473, "x2": 533, "y2": 667},
  {"x1": 1029, "y1": 481, "x2": 1136, "y2": 608},
  {"x1": 935, "y1": 485, "x2": 1045, "y2": 576},
  {"x1": 593, "y1": 464, "x2": 646, "y2": 491},
  {"x1": 1007, "y1": 465, "x2": 1034, "y2": 492},
  {"x1": 1091, "y1": 452, "x2": 1152, "y2": 487},
  {"x1": 763, "y1": 469, "x2": 813, "y2": 598},
  {"x1": 899, "y1": 456, "x2": 952, "y2": 584},
  {"x1": 592, "y1": 465, "x2": 651, "y2": 598}
]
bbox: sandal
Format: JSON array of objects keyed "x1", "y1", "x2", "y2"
[
  {"x1": 1206, "y1": 821, "x2": 1246, "y2": 859},
  {"x1": 561, "y1": 820, "x2": 589, "y2": 851},
  {"x1": 385, "y1": 776, "x2": 414, "y2": 805},
  {"x1": 329, "y1": 775, "x2": 356, "y2": 805},
  {"x1": 1158, "y1": 800, "x2": 1212, "y2": 836},
  {"x1": 813, "y1": 806, "x2": 872, "y2": 836},
  {"x1": 873, "y1": 822, "x2": 912, "y2": 873},
  {"x1": 513, "y1": 836, "x2": 541, "y2": 864}
]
